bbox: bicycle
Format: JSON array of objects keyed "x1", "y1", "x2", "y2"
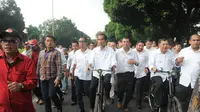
[
  {"x1": 148, "y1": 69, "x2": 182, "y2": 112},
  {"x1": 89, "y1": 68, "x2": 112, "y2": 112}
]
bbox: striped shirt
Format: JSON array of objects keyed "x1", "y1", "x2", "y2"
[{"x1": 36, "y1": 48, "x2": 62, "y2": 80}]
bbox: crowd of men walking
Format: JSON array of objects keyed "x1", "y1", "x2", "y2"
[{"x1": 0, "y1": 28, "x2": 199, "y2": 112}]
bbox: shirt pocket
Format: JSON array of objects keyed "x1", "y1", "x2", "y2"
[{"x1": 12, "y1": 71, "x2": 26, "y2": 82}]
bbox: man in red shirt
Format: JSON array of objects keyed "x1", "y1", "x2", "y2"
[{"x1": 0, "y1": 28, "x2": 38, "y2": 112}]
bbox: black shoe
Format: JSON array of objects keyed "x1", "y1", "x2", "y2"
[
  {"x1": 136, "y1": 103, "x2": 142, "y2": 109},
  {"x1": 57, "y1": 106, "x2": 62, "y2": 112},
  {"x1": 71, "y1": 102, "x2": 77, "y2": 106}
]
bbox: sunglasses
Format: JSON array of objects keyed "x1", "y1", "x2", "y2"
[{"x1": 1, "y1": 39, "x2": 19, "y2": 43}]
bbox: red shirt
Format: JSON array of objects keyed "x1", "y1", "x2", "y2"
[
  {"x1": 0, "y1": 52, "x2": 38, "y2": 112},
  {"x1": 31, "y1": 51, "x2": 39, "y2": 67}
]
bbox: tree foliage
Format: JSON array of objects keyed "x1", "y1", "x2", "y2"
[
  {"x1": 26, "y1": 25, "x2": 41, "y2": 41},
  {"x1": 104, "y1": 0, "x2": 200, "y2": 41},
  {"x1": 0, "y1": 0, "x2": 25, "y2": 35},
  {"x1": 39, "y1": 17, "x2": 90, "y2": 47}
]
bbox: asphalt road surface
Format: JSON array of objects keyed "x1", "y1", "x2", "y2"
[{"x1": 34, "y1": 90, "x2": 151, "y2": 112}]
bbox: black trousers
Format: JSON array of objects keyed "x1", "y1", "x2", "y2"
[
  {"x1": 71, "y1": 77, "x2": 77, "y2": 103},
  {"x1": 143, "y1": 70, "x2": 151, "y2": 96},
  {"x1": 41, "y1": 78, "x2": 62, "y2": 112},
  {"x1": 89, "y1": 74, "x2": 111, "y2": 109},
  {"x1": 75, "y1": 76, "x2": 91, "y2": 110},
  {"x1": 135, "y1": 76, "x2": 146, "y2": 105},
  {"x1": 117, "y1": 72, "x2": 136, "y2": 109},
  {"x1": 151, "y1": 76, "x2": 169, "y2": 107},
  {"x1": 175, "y1": 84, "x2": 193, "y2": 112}
]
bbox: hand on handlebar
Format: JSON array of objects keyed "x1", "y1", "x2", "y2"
[
  {"x1": 111, "y1": 65, "x2": 116, "y2": 73},
  {"x1": 86, "y1": 64, "x2": 92, "y2": 72},
  {"x1": 151, "y1": 66, "x2": 157, "y2": 73}
]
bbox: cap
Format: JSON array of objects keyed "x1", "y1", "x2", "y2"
[
  {"x1": 29, "y1": 39, "x2": 38, "y2": 46},
  {"x1": 0, "y1": 28, "x2": 22, "y2": 40},
  {"x1": 25, "y1": 41, "x2": 29, "y2": 45}
]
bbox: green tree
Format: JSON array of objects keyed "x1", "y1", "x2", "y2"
[
  {"x1": 39, "y1": 17, "x2": 90, "y2": 47},
  {"x1": 0, "y1": 0, "x2": 25, "y2": 36},
  {"x1": 26, "y1": 25, "x2": 41, "y2": 41},
  {"x1": 104, "y1": 0, "x2": 200, "y2": 41}
]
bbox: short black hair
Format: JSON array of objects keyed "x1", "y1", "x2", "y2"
[
  {"x1": 72, "y1": 40, "x2": 78, "y2": 45},
  {"x1": 175, "y1": 42, "x2": 181, "y2": 46},
  {"x1": 168, "y1": 39, "x2": 175, "y2": 46},
  {"x1": 190, "y1": 34, "x2": 200, "y2": 40},
  {"x1": 45, "y1": 35, "x2": 57, "y2": 42},
  {"x1": 96, "y1": 32, "x2": 107, "y2": 40},
  {"x1": 136, "y1": 40, "x2": 145, "y2": 45},
  {"x1": 158, "y1": 38, "x2": 168, "y2": 44},
  {"x1": 146, "y1": 39, "x2": 152, "y2": 42},
  {"x1": 79, "y1": 37, "x2": 87, "y2": 42},
  {"x1": 122, "y1": 37, "x2": 131, "y2": 41}
]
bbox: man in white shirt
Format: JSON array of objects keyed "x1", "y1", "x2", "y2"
[
  {"x1": 115, "y1": 37, "x2": 139, "y2": 112},
  {"x1": 143, "y1": 39, "x2": 157, "y2": 98},
  {"x1": 149, "y1": 38, "x2": 175, "y2": 110},
  {"x1": 144, "y1": 39, "x2": 157, "y2": 54},
  {"x1": 72, "y1": 37, "x2": 92, "y2": 112},
  {"x1": 174, "y1": 42, "x2": 182, "y2": 57},
  {"x1": 175, "y1": 34, "x2": 200, "y2": 112},
  {"x1": 88, "y1": 32, "x2": 116, "y2": 112},
  {"x1": 67, "y1": 41, "x2": 79, "y2": 106},
  {"x1": 22, "y1": 41, "x2": 31, "y2": 56},
  {"x1": 109, "y1": 41, "x2": 117, "y2": 99},
  {"x1": 134, "y1": 41, "x2": 149, "y2": 109}
]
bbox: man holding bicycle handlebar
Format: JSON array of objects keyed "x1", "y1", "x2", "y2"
[
  {"x1": 149, "y1": 38, "x2": 175, "y2": 110},
  {"x1": 87, "y1": 32, "x2": 116, "y2": 112}
]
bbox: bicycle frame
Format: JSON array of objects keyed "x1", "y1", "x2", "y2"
[{"x1": 89, "y1": 68, "x2": 112, "y2": 112}]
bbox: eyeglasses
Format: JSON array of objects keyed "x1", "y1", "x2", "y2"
[{"x1": 1, "y1": 39, "x2": 19, "y2": 43}]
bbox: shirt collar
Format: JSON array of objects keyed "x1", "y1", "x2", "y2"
[
  {"x1": 0, "y1": 51, "x2": 24, "y2": 61},
  {"x1": 189, "y1": 46, "x2": 200, "y2": 52},
  {"x1": 120, "y1": 47, "x2": 132, "y2": 54},
  {"x1": 45, "y1": 48, "x2": 55, "y2": 53}
]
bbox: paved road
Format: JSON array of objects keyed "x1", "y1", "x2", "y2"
[{"x1": 34, "y1": 90, "x2": 151, "y2": 112}]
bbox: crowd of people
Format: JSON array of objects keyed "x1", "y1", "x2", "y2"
[{"x1": 0, "y1": 28, "x2": 199, "y2": 112}]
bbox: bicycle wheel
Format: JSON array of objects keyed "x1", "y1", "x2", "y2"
[{"x1": 167, "y1": 96, "x2": 182, "y2": 112}]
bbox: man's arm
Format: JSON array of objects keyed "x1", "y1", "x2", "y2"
[
  {"x1": 55, "y1": 51, "x2": 62, "y2": 80},
  {"x1": 23, "y1": 59, "x2": 38, "y2": 90},
  {"x1": 36, "y1": 51, "x2": 41, "y2": 77},
  {"x1": 148, "y1": 52, "x2": 156, "y2": 72}
]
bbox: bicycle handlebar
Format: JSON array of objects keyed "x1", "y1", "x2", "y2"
[
  {"x1": 155, "y1": 70, "x2": 170, "y2": 74},
  {"x1": 88, "y1": 67, "x2": 112, "y2": 74}
]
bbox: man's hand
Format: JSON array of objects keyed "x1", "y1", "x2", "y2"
[
  {"x1": 86, "y1": 64, "x2": 92, "y2": 72},
  {"x1": 127, "y1": 59, "x2": 137, "y2": 64},
  {"x1": 70, "y1": 75, "x2": 74, "y2": 80},
  {"x1": 151, "y1": 66, "x2": 157, "y2": 72},
  {"x1": 54, "y1": 79, "x2": 60, "y2": 87},
  {"x1": 144, "y1": 68, "x2": 149, "y2": 73},
  {"x1": 176, "y1": 57, "x2": 184, "y2": 64},
  {"x1": 111, "y1": 65, "x2": 116, "y2": 73},
  {"x1": 8, "y1": 81, "x2": 22, "y2": 92}
]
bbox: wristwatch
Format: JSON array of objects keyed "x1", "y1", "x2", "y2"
[{"x1": 19, "y1": 83, "x2": 24, "y2": 90}]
